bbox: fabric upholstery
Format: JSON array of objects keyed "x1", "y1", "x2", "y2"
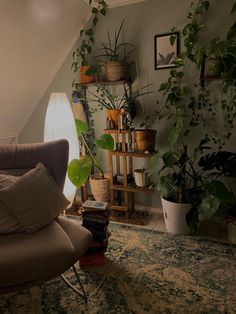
[
  {"x1": 0, "y1": 140, "x2": 92, "y2": 294},
  {"x1": 0, "y1": 163, "x2": 70, "y2": 233},
  {"x1": 0, "y1": 174, "x2": 23, "y2": 234}
]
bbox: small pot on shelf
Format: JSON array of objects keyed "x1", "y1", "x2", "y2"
[
  {"x1": 107, "y1": 109, "x2": 121, "y2": 129},
  {"x1": 134, "y1": 129, "x2": 156, "y2": 152},
  {"x1": 134, "y1": 169, "x2": 149, "y2": 188},
  {"x1": 80, "y1": 65, "x2": 95, "y2": 84},
  {"x1": 106, "y1": 61, "x2": 127, "y2": 82}
]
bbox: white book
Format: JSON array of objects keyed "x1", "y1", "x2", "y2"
[{"x1": 82, "y1": 200, "x2": 108, "y2": 211}]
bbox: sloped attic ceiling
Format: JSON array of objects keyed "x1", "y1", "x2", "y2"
[{"x1": 0, "y1": 0, "x2": 90, "y2": 140}]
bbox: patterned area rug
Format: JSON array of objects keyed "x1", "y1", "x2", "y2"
[{"x1": 1, "y1": 222, "x2": 236, "y2": 313}]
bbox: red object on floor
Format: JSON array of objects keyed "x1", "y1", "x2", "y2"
[{"x1": 79, "y1": 253, "x2": 105, "y2": 267}]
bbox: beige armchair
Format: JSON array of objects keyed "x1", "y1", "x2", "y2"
[{"x1": 0, "y1": 140, "x2": 92, "y2": 299}]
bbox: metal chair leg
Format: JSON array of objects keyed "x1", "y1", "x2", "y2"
[{"x1": 61, "y1": 265, "x2": 87, "y2": 301}]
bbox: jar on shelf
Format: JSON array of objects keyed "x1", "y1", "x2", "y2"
[{"x1": 118, "y1": 108, "x2": 131, "y2": 130}]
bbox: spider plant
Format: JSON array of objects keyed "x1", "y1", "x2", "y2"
[{"x1": 96, "y1": 19, "x2": 135, "y2": 63}]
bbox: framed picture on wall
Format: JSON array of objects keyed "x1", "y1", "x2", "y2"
[{"x1": 154, "y1": 32, "x2": 180, "y2": 70}]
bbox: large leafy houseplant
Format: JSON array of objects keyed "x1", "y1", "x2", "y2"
[
  {"x1": 68, "y1": 119, "x2": 114, "y2": 188},
  {"x1": 149, "y1": 0, "x2": 236, "y2": 233}
]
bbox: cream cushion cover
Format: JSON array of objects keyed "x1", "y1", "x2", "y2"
[{"x1": 0, "y1": 163, "x2": 69, "y2": 234}]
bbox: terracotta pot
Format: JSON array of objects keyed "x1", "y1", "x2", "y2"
[
  {"x1": 106, "y1": 61, "x2": 127, "y2": 81},
  {"x1": 161, "y1": 197, "x2": 191, "y2": 235},
  {"x1": 107, "y1": 109, "x2": 121, "y2": 129},
  {"x1": 134, "y1": 129, "x2": 156, "y2": 152},
  {"x1": 80, "y1": 66, "x2": 95, "y2": 84},
  {"x1": 89, "y1": 174, "x2": 110, "y2": 202}
]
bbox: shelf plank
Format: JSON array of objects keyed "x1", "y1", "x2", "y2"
[
  {"x1": 110, "y1": 151, "x2": 155, "y2": 158},
  {"x1": 104, "y1": 129, "x2": 131, "y2": 134},
  {"x1": 109, "y1": 205, "x2": 128, "y2": 212},
  {"x1": 111, "y1": 184, "x2": 154, "y2": 193},
  {"x1": 79, "y1": 80, "x2": 131, "y2": 87}
]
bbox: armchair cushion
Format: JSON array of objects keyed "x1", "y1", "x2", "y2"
[
  {"x1": 0, "y1": 163, "x2": 70, "y2": 234},
  {"x1": 0, "y1": 174, "x2": 23, "y2": 234}
]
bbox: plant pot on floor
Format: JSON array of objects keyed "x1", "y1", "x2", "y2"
[
  {"x1": 228, "y1": 218, "x2": 236, "y2": 244},
  {"x1": 80, "y1": 66, "x2": 95, "y2": 84},
  {"x1": 161, "y1": 197, "x2": 191, "y2": 235},
  {"x1": 89, "y1": 174, "x2": 110, "y2": 202},
  {"x1": 134, "y1": 129, "x2": 156, "y2": 152},
  {"x1": 134, "y1": 169, "x2": 149, "y2": 187},
  {"x1": 106, "y1": 61, "x2": 127, "y2": 82},
  {"x1": 107, "y1": 109, "x2": 121, "y2": 129}
]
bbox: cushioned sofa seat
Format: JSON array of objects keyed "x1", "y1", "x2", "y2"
[{"x1": 0, "y1": 217, "x2": 92, "y2": 291}]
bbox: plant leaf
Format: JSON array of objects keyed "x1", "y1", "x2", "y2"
[
  {"x1": 67, "y1": 157, "x2": 92, "y2": 188},
  {"x1": 75, "y1": 119, "x2": 89, "y2": 137},
  {"x1": 95, "y1": 134, "x2": 114, "y2": 151},
  {"x1": 201, "y1": 194, "x2": 220, "y2": 219}
]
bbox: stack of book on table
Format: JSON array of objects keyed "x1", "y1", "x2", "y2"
[{"x1": 79, "y1": 200, "x2": 109, "y2": 266}]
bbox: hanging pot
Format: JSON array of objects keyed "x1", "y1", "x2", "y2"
[
  {"x1": 106, "y1": 61, "x2": 127, "y2": 82},
  {"x1": 89, "y1": 174, "x2": 110, "y2": 202},
  {"x1": 161, "y1": 197, "x2": 191, "y2": 235},
  {"x1": 134, "y1": 129, "x2": 156, "y2": 152},
  {"x1": 80, "y1": 66, "x2": 95, "y2": 84},
  {"x1": 107, "y1": 109, "x2": 121, "y2": 129}
]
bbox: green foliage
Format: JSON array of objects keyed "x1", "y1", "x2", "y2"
[
  {"x1": 71, "y1": 0, "x2": 107, "y2": 72},
  {"x1": 96, "y1": 19, "x2": 135, "y2": 63},
  {"x1": 68, "y1": 119, "x2": 114, "y2": 188}
]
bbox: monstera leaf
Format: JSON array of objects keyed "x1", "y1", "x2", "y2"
[
  {"x1": 67, "y1": 156, "x2": 92, "y2": 188},
  {"x1": 75, "y1": 119, "x2": 89, "y2": 137}
]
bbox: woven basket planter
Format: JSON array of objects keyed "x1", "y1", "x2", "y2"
[
  {"x1": 106, "y1": 61, "x2": 127, "y2": 81},
  {"x1": 89, "y1": 174, "x2": 110, "y2": 202}
]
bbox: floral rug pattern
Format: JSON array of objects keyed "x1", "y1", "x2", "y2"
[{"x1": 0, "y1": 222, "x2": 236, "y2": 314}]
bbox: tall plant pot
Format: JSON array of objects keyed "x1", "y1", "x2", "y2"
[
  {"x1": 134, "y1": 129, "x2": 156, "y2": 152},
  {"x1": 80, "y1": 66, "x2": 95, "y2": 84},
  {"x1": 106, "y1": 61, "x2": 127, "y2": 82},
  {"x1": 161, "y1": 197, "x2": 191, "y2": 235},
  {"x1": 107, "y1": 109, "x2": 121, "y2": 129},
  {"x1": 89, "y1": 174, "x2": 110, "y2": 202}
]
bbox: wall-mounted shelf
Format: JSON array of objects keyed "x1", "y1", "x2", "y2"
[{"x1": 79, "y1": 79, "x2": 132, "y2": 88}]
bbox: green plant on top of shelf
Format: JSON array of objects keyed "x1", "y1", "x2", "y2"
[
  {"x1": 96, "y1": 19, "x2": 135, "y2": 63},
  {"x1": 71, "y1": 0, "x2": 107, "y2": 73}
]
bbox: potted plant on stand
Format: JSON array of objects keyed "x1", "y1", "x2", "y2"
[
  {"x1": 68, "y1": 119, "x2": 114, "y2": 202},
  {"x1": 82, "y1": 84, "x2": 152, "y2": 129},
  {"x1": 96, "y1": 19, "x2": 135, "y2": 81},
  {"x1": 71, "y1": 0, "x2": 107, "y2": 84}
]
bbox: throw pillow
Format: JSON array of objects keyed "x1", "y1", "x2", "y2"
[
  {"x1": 0, "y1": 174, "x2": 23, "y2": 234},
  {"x1": 0, "y1": 163, "x2": 70, "y2": 233}
]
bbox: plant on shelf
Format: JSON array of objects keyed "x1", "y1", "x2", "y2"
[
  {"x1": 82, "y1": 84, "x2": 153, "y2": 129},
  {"x1": 96, "y1": 19, "x2": 135, "y2": 81},
  {"x1": 71, "y1": 0, "x2": 107, "y2": 84},
  {"x1": 68, "y1": 119, "x2": 114, "y2": 202}
]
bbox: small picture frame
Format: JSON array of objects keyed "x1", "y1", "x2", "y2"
[{"x1": 154, "y1": 32, "x2": 180, "y2": 70}]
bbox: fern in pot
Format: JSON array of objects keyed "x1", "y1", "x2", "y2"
[{"x1": 68, "y1": 119, "x2": 114, "y2": 202}]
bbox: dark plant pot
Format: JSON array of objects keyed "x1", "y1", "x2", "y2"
[
  {"x1": 134, "y1": 129, "x2": 156, "y2": 152},
  {"x1": 204, "y1": 58, "x2": 224, "y2": 78}
]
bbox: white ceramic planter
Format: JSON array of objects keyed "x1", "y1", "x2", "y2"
[
  {"x1": 161, "y1": 197, "x2": 191, "y2": 235},
  {"x1": 134, "y1": 169, "x2": 149, "y2": 187}
]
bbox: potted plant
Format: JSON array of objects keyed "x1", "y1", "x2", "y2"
[
  {"x1": 82, "y1": 84, "x2": 152, "y2": 129},
  {"x1": 71, "y1": 0, "x2": 107, "y2": 84},
  {"x1": 198, "y1": 151, "x2": 236, "y2": 243},
  {"x1": 96, "y1": 19, "x2": 135, "y2": 81},
  {"x1": 68, "y1": 119, "x2": 114, "y2": 202}
]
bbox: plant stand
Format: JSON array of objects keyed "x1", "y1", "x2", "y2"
[{"x1": 105, "y1": 129, "x2": 154, "y2": 218}]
